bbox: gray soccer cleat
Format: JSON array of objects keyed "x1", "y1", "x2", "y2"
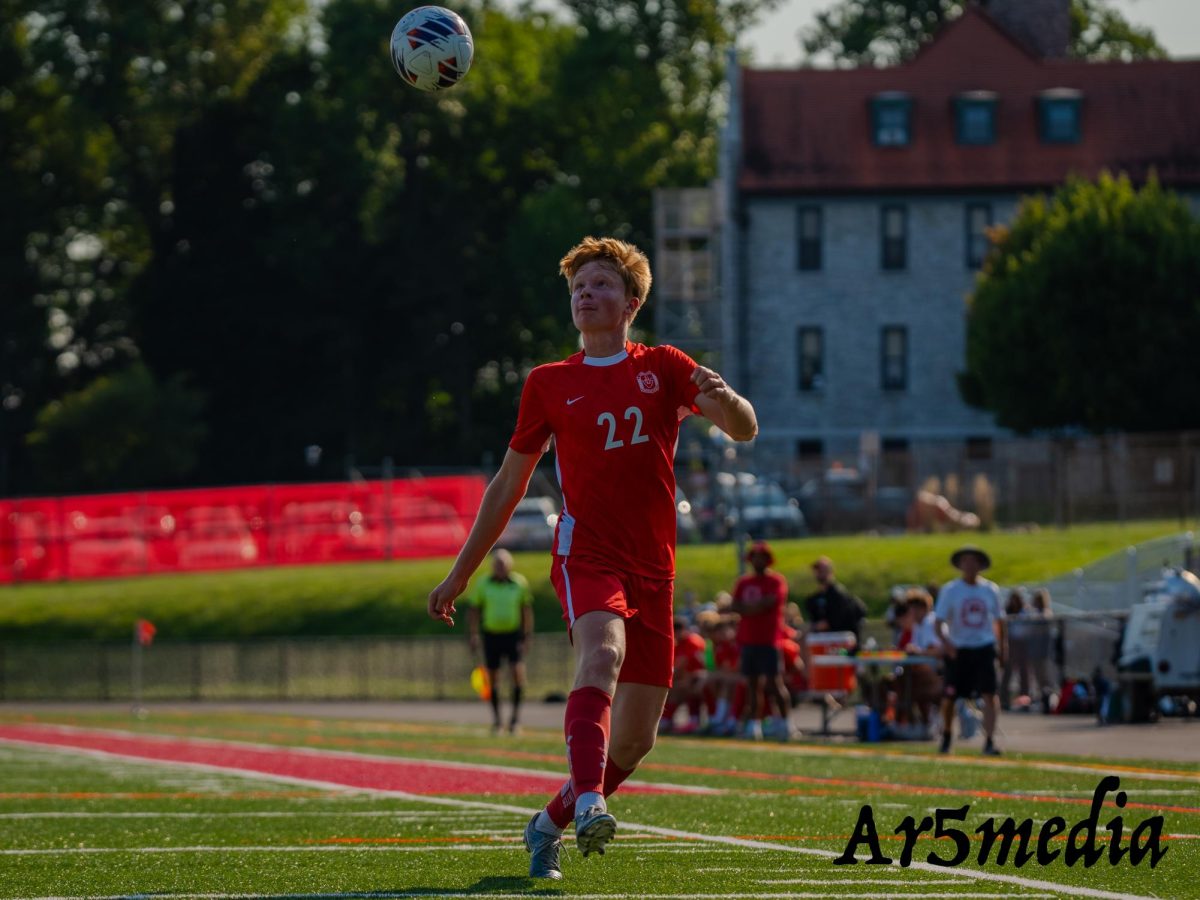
[
  {"x1": 523, "y1": 813, "x2": 564, "y2": 880},
  {"x1": 574, "y1": 803, "x2": 617, "y2": 857}
]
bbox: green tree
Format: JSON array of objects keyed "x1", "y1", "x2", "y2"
[
  {"x1": 802, "y1": 0, "x2": 1165, "y2": 66},
  {"x1": 26, "y1": 363, "x2": 207, "y2": 491},
  {"x1": 3, "y1": 0, "x2": 309, "y2": 491},
  {"x1": 959, "y1": 172, "x2": 1200, "y2": 433},
  {"x1": 8, "y1": 0, "x2": 781, "y2": 489}
]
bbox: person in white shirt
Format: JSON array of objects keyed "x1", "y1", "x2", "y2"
[{"x1": 935, "y1": 546, "x2": 1005, "y2": 756}]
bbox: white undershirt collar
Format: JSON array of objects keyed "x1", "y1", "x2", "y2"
[{"x1": 582, "y1": 347, "x2": 629, "y2": 367}]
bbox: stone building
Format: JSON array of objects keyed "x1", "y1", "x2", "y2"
[{"x1": 711, "y1": 0, "x2": 1200, "y2": 482}]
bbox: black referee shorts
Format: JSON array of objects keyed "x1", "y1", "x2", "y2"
[{"x1": 483, "y1": 630, "x2": 524, "y2": 670}]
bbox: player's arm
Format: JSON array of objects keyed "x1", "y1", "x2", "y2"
[
  {"x1": 427, "y1": 447, "x2": 541, "y2": 626},
  {"x1": 691, "y1": 366, "x2": 757, "y2": 442},
  {"x1": 729, "y1": 586, "x2": 756, "y2": 615}
]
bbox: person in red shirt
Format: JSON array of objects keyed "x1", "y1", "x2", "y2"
[
  {"x1": 661, "y1": 615, "x2": 707, "y2": 734},
  {"x1": 731, "y1": 540, "x2": 792, "y2": 740},
  {"x1": 427, "y1": 236, "x2": 758, "y2": 879}
]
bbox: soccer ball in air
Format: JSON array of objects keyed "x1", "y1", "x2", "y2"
[{"x1": 390, "y1": 6, "x2": 474, "y2": 92}]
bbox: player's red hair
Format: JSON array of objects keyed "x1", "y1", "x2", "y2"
[{"x1": 559, "y1": 237, "x2": 652, "y2": 321}]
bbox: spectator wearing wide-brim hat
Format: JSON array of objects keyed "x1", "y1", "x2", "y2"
[
  {"x1": 935, "y1": 544, "x2": 1004, "y2": 757},
  {"x1": 950, "y1": 546, "x2": 991, "y2": 571}
]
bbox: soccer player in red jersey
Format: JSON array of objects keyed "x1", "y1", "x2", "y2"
[
  {"x1": 428, "y1": 236, "x2": 757, "y2": 879},
  {"x1": 731, "y1": 540, "x2": 792, "y2": 740}
]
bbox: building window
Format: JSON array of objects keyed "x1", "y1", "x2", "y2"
[
  {"x1": 1038, "y1": 89, "x2": 1082, "y2": 143},
  {"x1": 881, "y1": 205, "x2": 907, "y2": 270},
  {"x1": 956, "y1": 92, "x2": 997, "y2": 145},
  {"x1": 797, "y1": 206, "x2": 822, "y2": 271},
  {"x1": 797, "y1": 439, "x2": 823, "y2": 458},
  {"x1": 965, "y1": 203, "x2": 992, "y2": 269},
  {"x1": 871, "y1": 93, "x2": 912, "y2": 147},
  {"x1": 881, "y1": 326, "x2": 907, "y2": 391},
  {"x1": 797, "y1": 327, "x2": 824, "y2": 392},
  {"x1": 965, "y1": 436, "x2": 994, "y2": 461}
]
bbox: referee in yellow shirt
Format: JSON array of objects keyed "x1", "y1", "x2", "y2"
[{"x1": 468, "y1": 548, "x2": 534, "y2": 734}]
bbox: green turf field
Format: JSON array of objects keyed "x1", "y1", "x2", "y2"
[
  {"x1": 0, "y1": 519, "x2": 1190, "y2": 641},
  {"x1": 0, "y1": 708, "x2": 1195, "y2": 898}
]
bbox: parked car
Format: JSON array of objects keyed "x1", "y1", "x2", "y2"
[
  {"x1": 497, "y1": 496, "x2": 559, "y2": 551},
  {"x1": 693, "y1": 472, "x2": 805, "y2": 541},
  {"x1": 795, "y1": 467, "x2": 910, "y2": 533},
  {"x1": 731, "y1": 477, "x2": 806, "y2": 539}
]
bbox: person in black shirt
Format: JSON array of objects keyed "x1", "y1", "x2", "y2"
[{"x1": 804, "y1": 556, "x2": 867, "y2": 647}]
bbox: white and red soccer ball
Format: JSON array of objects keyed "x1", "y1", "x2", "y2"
[{"x1": 390, "y1": 6, "x2": 474, "y2": 92}]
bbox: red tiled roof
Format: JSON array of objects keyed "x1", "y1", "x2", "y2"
[{"x1": 738, "y1": 6, "x2": 1200, "y2": 194}]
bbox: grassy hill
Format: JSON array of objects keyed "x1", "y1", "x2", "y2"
[{"x1": 0, "y1": 520, "x2": 1188, "y2": 642}]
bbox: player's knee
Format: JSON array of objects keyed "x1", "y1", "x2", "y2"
[
  {"x1": 583, "y1": 641, "x2": 624, "y2": 678},
  {"x1": 612, "y1": 731, "x2": 655, "y2": 764}
]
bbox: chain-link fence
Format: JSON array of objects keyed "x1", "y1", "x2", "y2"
[
  {"x1": 742, "y1": 429, "x2": 1200, "y2": 534},
  {"x1": 1028, "y1": 532, "x2": 1197, "y2": 615},
  {"x1": 0, "y1": 635, "x2": 575, "y2": 703}
]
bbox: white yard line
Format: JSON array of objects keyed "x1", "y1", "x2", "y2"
[
  {"x1": 0, "y1": 843, "x2": 740, "y2": 855},
  {"x1": 0, "y1": 736, "x2": 1166, "y2": 900}
]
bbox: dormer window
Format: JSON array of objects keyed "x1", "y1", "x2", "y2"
[
  {"x1": 955, "y1": 91, "x2": 997, "y2": 145},
  {"x1": 1038, "y1": 88, "x2": 1082, "y2": 143},
  {"x1": 872, "y1": 92, "x2": 912, "y2": 147}
]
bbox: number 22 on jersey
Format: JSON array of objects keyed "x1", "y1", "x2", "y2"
[{"x1": 597, "y1": 406, "x2": 649, "y2": 450}]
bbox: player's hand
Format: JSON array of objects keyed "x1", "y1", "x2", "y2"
[
  {"x1": 428, "y1": 577, "x2": 464, "y2": 627},
  {"x1": 691, "y1": 366, "x2": 735, "y2": 404}
]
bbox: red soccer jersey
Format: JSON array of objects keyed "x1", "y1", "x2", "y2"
[
  {"x1": 714, "y1": 636, "x2": 741, "y2": 671},
  {"x1": 674, "y1": 631, "x2": 707, "y2": 673},
  {"x1": 733, "y1": 572, "x2": 789, "y2": 646},
  {"x1": 509, "y1": 342, "x2": 700, "y2": 579}
]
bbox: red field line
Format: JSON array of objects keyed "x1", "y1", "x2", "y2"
[
  {"x1": 0, "y1": 790, "x2": 329, "y2": 800},
  {"x1": 0, "y1": 724, "x2": 678, "y2": 797}
]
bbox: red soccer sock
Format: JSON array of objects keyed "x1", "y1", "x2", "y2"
[
  {"x1": 544, "y1": 780, "x2": 576, "y2": 830},
  {"x1": 545, "y1": 757, "x2": 636, "y2": 829},
  {"x1": 564, "y1": 685, "x2": 612, "y2": 797},
  {"x1": 603, "y1": 759, "x2": 635, "y2": 798},
  {"x1": 542, "y1": 686, "x2": 612, "y2": 829}
]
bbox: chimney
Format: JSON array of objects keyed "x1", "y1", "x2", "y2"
[{"x1": 984, "y1": 0, "x2": 1071, "y2": 59}]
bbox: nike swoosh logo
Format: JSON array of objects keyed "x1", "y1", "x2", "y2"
[{"x1": 567, "y1": 396, "x2": 584, "y2": 405}]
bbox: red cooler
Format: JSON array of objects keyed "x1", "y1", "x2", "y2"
[{"x1": 807, "y1": 630, "x2": 858, "y2": 693}]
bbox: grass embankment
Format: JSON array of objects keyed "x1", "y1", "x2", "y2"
[{"x1": 0, "y1": 520, "x2": 1188, "y2": 642}]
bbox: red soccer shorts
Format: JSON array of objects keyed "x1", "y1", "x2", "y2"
[{"x1": 550, "y1": 555, "x2": 675, "y2": 687}]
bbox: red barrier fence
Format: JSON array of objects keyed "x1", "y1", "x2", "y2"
[{"x1": 0, "y1": 476, "x2": 486, "y2": 584}]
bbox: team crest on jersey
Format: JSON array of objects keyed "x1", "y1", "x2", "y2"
[{"x1": 636, "y1": 371, "x2": 660, "y2": 394}]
